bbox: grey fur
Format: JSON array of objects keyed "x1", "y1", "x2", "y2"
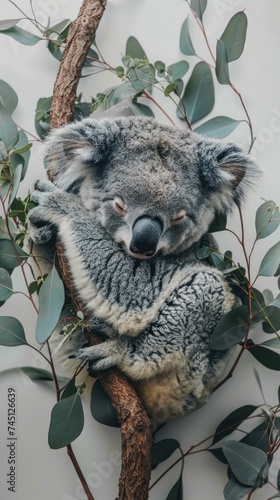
[{"x1": 29, "y1": 116, "x2": 260, "y2": 422}]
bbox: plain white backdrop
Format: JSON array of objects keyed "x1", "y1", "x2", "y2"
[{"x1": 1, "y1": 1, "x2": 280, "y2": 499}]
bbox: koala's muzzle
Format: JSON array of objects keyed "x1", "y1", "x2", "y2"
[{"x1": 130, "y1": 216, "x2": 163, "y2": 257}]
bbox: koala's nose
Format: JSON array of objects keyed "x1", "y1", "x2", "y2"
[{"x1": 130, "y1": 216, "x2": 163, "y2": 257}]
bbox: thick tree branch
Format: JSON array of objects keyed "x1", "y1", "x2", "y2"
[{"x1": 49, "y1": 1, "x2": 152, "y2": 499}]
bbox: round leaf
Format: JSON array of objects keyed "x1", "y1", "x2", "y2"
[
  {"x1": 194, "y1": 116, "x2": 242, "y2": 138},
  {"x1": 180, "y1": 17, "x2": 196, "y2": 56},
  {"x1": 255, "y1": 200, "x2": 280, "y2": 240},
  {"x1": 258, "y1": 241, "x2": 280, "y2": 277},
  {"x1": 36, "y1": 266, "x2": 65, "y2": 344},
  {"x1": 151, "y1": 439, "x2": 180, "y2": 468},
  {"x1": 0, "y1": 316, "x2": 27, "y2": 346},
  {"x1": 178, "y1": 62, "x2": 214, "y2": 124},
  {"x1": 262, "y1": 305, "x2": 280, "y2": 333},
  {"x1": 220, "y1": 11, "x2": 248, "y2": 62},
  {"x1": 223, "y1": 477, "x2": 251, "y2": 500},
  {"x1": 0, "y1": 80, "x2": 18, "y2": 114},
  {"x1": 48, "y1": 393, "x2": 84, "y2": 449},
  {"x1": 210, "y1": 305, "x2": 249, "y2": 350},
  {"x1": 0, "y1": 267, "x2": 13, "y2": 300},
  {"x1": 125, "y1": 36, "x2": 146, "y2": 59},
  {"x1": 91, "y1": 379, "x2": 119, "y2": 427},
  {"x1": 216, "y1": 40, "x2": 231, "y2": 85},
  {"x1": 223, "y1": 441, "x2": 267, "y2": 486},
  {"x1": 167, "y1": 61, "x2": 189, "y2": 81},
  {"x1": 0, "y1": 239, "x2": 28, "y2": 270}
]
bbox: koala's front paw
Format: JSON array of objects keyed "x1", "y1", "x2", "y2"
[
  {"x1": 75, "y1": 339, "x2": 124, "y2": 371},
  {"x1": 28, "y1": 180, "x2": 59, "y2": 245}
]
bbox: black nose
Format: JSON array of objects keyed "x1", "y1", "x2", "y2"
[{"x1": 129, "y1": 216, "x2": 163, "y2": 256}]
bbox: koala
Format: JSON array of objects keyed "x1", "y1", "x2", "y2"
[{"x1": 28, "y1": 116, "x2": 260, "y2": 423}]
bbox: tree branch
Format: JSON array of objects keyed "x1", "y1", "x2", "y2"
[{"x1": 49, "y1": 1, "x2": 152, "y2": 499}]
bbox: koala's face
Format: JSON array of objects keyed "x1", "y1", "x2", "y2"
[{"x1": 45, "y1": 116, "x2": 259, "y2": 259}]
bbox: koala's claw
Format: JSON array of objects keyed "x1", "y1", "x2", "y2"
[{"x1": 75, "y1": 341, "x2": 123, "y2": 371}]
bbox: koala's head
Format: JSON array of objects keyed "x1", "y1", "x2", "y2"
[{"x1": 43, "y1": 116, "x2": 260, "y2": 258}]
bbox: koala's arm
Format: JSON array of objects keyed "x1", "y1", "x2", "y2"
[{"x1": 77, "y1": 271, "x2": 232, "y2": 382}]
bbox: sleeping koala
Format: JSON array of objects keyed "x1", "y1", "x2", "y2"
[{"x1": 28, "y1": 116, "x2": 260, "y2": 422}]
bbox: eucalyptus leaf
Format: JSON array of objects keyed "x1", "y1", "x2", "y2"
[
  {"x1": 262, "y1": 305, "x2": 280, "y2": 333},
  {"x1": 0, "y1": 80, "x2": 18, "y2": 114},
  {"x1": 36, "y1": 266, "x2": 65, "y2": 344},
  {"x1": 9, "y1": 163, "x2": 22, "y2": 208},
  {"x1": 21, "y1": 367, "x2": 53, "y2": 381},
  {"x1": 258, "y1": 241, "x2": 280, "y2": 276},
  {"x1": 241, "y1": 421, "x2": 270, "y2": 454},
  {"x1": 180, "y1": 17, "x2": 196, "y2": 56},
  {"x1": 248, "y1": 345, "x2": 280, "y2": 370},
  {"x1": 223, "y1": 441, "x2": 267, "y2": 486},
  {"x1": 255, "y1": 200, "x2": 280, "y2": 240},
  {"x1": 167, "y1": 61, "x2": 189, "y2": 81},
  {"x1": 212, "y1": 405, "x2": 257, "y2": 445},
  {"x1": 210, "y1": 305, "x2": 249, "y2": 350},
  {"x1": 125, "y1": 36, "x2": 146, "y2": 59},
  {"x1": 177, "y1": 62, "x2": 214, "y2": 124},
  {"x1": 0, "y1": 239, "x2": 28, "y2": 270},
  {"x1": 166, "y1": 475, "x2": 183, "y2": 500},
  {"x1": 261, "y1": 338, "x2": 280, "y2": 349},
  {"x1": 130, "y1": 102, "x2": 154, "y2": 117},
  {"x1": 0, "y1": 26, "x2": 41, "y2": 46},
  {"x1": 223, "y1": 477, "x2": 251, "y2": 500},
  {"x1": 61, "y1": 377, "x2": 77, "y2": 400},
  {"x1": 45, "y1": 19, "x2": 71, "y2": 37},
  {"x1": 47, "y1": 40, "x2": 62, "y2": 61},
  {"x1": 110, "y1": 83, "x2": 139, "y2": 106},
  {"x1": 216, "y1": 40, "x2": 231, "y2": 85},
  {"x1": 190, "y1": 0, "x2": 207, "y2": 21},
  {"x1": 0, "y1": 267, "x2": 13, "y2": 301},
  {"x1": 220, "y1": 11, "x2": 248, "y2": 62},
  {"x1": 0, "y1": 316, "x2": 27, "y2": 346},
  {"x1": 128, "y1": 66, "x2": 157, "y2": 91},
  {"x1": 208, "y1": 447, "x2": 227, "y2": 464},
  {"x1": 91, "y1": 379, "x2": 120, "y2": 427},
  {"x1": 48, "y1": 393, "x2": 84, "y2": 449},
  {"x1": 14, "y1": 131, "x2": 31, "y2": 179},
  {"x1": 196, "y1": 245, "x2": 210, "y2": 259},
  {"x1": 208, "y1": 212, "x2": 227, "y2": 232},
  {"x1": 151, "y1": 439, "x2": 180, "y2": 468},
  {"x1": 0, "y1": 102, "x2": 18, "y2": 148},
  {"x1": 195, "y1": 116, "x2": 242, "y2": 138}
]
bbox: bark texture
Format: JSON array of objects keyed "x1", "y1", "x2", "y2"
[{"x1": 49, "y1": 2, "x2": 152, "y2": 499}]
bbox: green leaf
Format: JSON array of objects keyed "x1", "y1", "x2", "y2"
[
  {"x1": 167, "y1": 61, "x2": 189, "y2": 81},
  {"x1": 0, "y1": 267, "x2": 13, "y2": 301},
  {"x1": 110, "y1": 82, "x2": 138, "y2": 106},
  {"x1": 216, "y1": 40, "x2": 231, "y2": 85},
  {"x1": 151, "y1": 439, "x2": 180, "y2": 468},
  {"x1": 0, "y1": 316, "x2": 27, "y2": 346},
  {"x1": 190, "y1": 0, "x2": 207, "y2": 20},
  {"x1": 255, "y1": 200, "x2": 280, "y2": 240},
  {"x1": 61, "y1": 377, "x2": 77, "y2": 400},
  {"x1": 208, "y1": 212, "x2": 227, "y2": 233},
  {"x1": 212, "y1": 405, "x2": 257, "y2": 445},
  {"x1": 196, "y1": 245, "x2": 210, "y2": 259},
  {"x1": 47, "y1": 40, "x2": 62, "y2": 61},
  {"x1": 21, "y1": 367, "x2": 53, "y2": 381},
  {"x1": 130, "y1": 102, "x2": 154, "y2": 117},
  {"x1": 128, "y1": 66, "x2": 157, "y2": 92},
  {"x1": 208, "y1": 447, "x2": 228, "y2": 464},
  {"x1": 258, "y1": 241, "x2": 280, "y2": 276},
  {"x1": 261, "y1": 338, "x2": 280, "y2": 349},
  {"x1": 91, "y1": 379, "x2": 120, "y2": 427},
  {"x1": 262, "y1": 305, "x2": 280, "y2": 333},
  {"x1": 180, "y1": 17, "x2": 196, "y2": 56},
  {"x1": 223, "y1": 441, "x2": 267, "y2": 486},
  {"x1": 155, "y1": 60, "x2": 165, "y2": 71},
  {"x1": 241, "y1": 421, "x2": 270, "y2": 454},
  {"x1": 45, "y1": 19, "x2": 71, "y2": 37},
  {"x1": 14, "y1": 131, "x2": 32, "y2": 180},
  {"x1": 0, "y1": 102, "x2": 18, "y2": 148},
  {"x1": 0, "y1": 80, "x2": 18, "y2": 114},
  {"x1": 248, "y1": 345, "x2": 280, "y2": 370},
  {"x1": 125, "y1": 36, "x2": 146, "y2": 59},
  {"x1": 194, "y1": 116, "x2": 242, "y2": 138},
  {"x1": 0, "y1": 239, "x2": 28, "y2": 270},
  {"x1": 210, "y1": 305, "x2": 249, "y2": 350},
  {"x1": 9, "y1": 163, "x2": 22, "y2": 208},
  {"x1": 220, "y1": 11, "x2": 248, "y2": 62},
  {"x1": 166, "y1": 475, "x2": 183, "y2": 500},
  {"x1": 178, "y1": 62, "x2": 214, "y2": 124},
  {"x1": 48, "y1": 393, "x2": 84, "y2": 449},
  {"x1": 36, "y1": 266, "x2": 65, "y2": 344},
  {"x1": 0, "y1": 26, "x2": 41, "y2": 46},
  {"x1": 223, "y1": 477, "x2": 251, "y2": 500},
  {"x1": 164, "y1": 83, "x2": 177, "y2": 97}
]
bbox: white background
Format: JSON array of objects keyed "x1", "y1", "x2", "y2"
[{"x1": 0, "y1": 0, "x2": 280, "y2": 499}]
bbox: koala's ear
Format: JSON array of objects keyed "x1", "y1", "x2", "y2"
[
  {"x1": 196, "y1": 138, "x2": 261, "y2": 210},
  {"x1": 42, "y1": 118, "x2": 121, "y2": 190}
]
